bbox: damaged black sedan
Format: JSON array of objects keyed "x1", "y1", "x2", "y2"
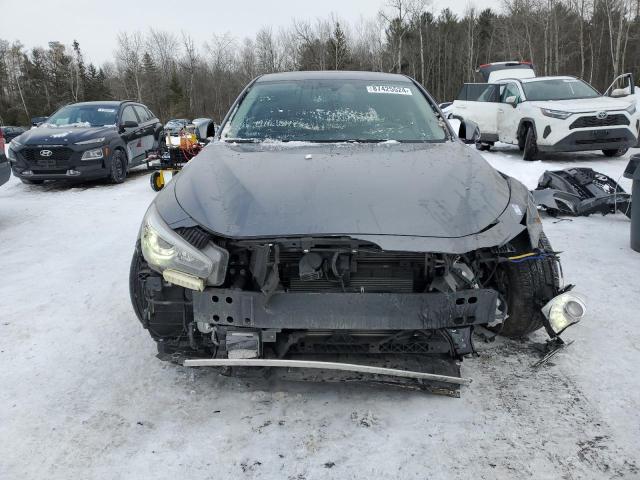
[{"x1": 130, "y1": 71, "x2": 584, "y2": 377}]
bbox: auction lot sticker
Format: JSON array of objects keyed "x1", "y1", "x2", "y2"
[{"x1": 366, "y1": 85, "x2": 412, "y2": 95}]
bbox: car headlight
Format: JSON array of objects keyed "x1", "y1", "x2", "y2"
[
  {"x1": 140, "y1": 204, "x2": 229, "y2": 289},
  {"x1": 625, "y1": 103, "x2": 636, "y2": 115},
  {"x1": 80, "y1": 147, "x2": 104, "y2": 161},
  {"x1": 75, "y1": 137, "x2": 106, "y2": 146},
  {"x1": 540, "y1": 108, "x2": 573, "y2": 120},
  {"x1": 541, "y1": 292, "x2": 586, "y2": 337}
]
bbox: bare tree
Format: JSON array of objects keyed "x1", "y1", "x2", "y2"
[{"x1": 115, "y1": 31, "x2": 144, "y2": 101}]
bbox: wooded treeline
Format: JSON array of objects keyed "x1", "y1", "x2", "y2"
[{"x1": 2, "y1": 0, "x2": 640, "y2": 125}]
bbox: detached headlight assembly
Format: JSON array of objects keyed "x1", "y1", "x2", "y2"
[
  {"x1": 80, "y1": 147, "x2": 104, "y2": 161},
  {"x1": 540, "y1": 108, "x2": 573, "y2": 120},
  {"x1": 541, "y1": 292, "x2": 586, "y2": 337},
  {"x1": 140, "y1": 204, "x2": 229, "y2": 290}
]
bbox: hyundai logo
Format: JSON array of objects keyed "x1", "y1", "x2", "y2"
[
  {"x1": 596, "y1": 111, "x2": 608, "y2": 120},
  {"x1": 40, "y1": 149, "x2": 53, "y2": 157}
]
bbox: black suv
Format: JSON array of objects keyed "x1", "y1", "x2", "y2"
[{"x1": 8, "y1": 101, "x2": 163, "y2": 184}]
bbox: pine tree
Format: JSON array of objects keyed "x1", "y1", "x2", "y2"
[
  {"x1": 327, "y1": 22, "x2": 350, "y2": 70},
  {"x1": 167, "y1": 72, "x2": 186, "y2": 118}
]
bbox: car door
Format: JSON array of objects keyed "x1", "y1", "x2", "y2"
[
  {"x1": 133, "y1": 105, "x2": 156, "y2": 163},
  {"x1": 450, "y1": 83, "x2": 501, "y2": 137},
  {"x1": 497, "y1": 82, "x2": 522, "y2": 144},
  {"x1": 119, "y1": 105, "x2": 144, "y2": 162}
]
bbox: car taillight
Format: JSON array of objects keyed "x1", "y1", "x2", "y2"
[{"x1": 0, "y1": 130, "x2": 5, "y2": 150}]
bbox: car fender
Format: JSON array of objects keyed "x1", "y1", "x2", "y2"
[
  {"x1": 106, "y1": 136, "x2": 128, "y2": 167},
  {"x1": 504, "y1": 174, "x2": 543, "y2": 248},
  {"x1": 517, "y1": 116, "x2": 539, "y2": 140}
]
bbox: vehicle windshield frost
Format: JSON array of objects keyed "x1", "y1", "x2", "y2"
[
  {"x1": 523, "y1": 79, "x2": 600, "y2": 101},
  {"x1": 223, "y1": 80, "x2": 447, "y2": 142},
  {"x1": 44, "y1": 104, "x2": 118, "y2": 128}
]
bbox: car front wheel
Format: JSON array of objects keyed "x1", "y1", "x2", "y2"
[
  {"x1": 490, "y1": 233, "x2": 560, "y2": 338},
  {"x1": 109, "y1": 149, "x2": 127, "y2": 184},
  {"x1": 522, "y1": 126, "x2": 539, "y2": 161}
]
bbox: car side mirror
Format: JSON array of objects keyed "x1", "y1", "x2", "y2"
[
  {"x1": 505, "y1": 95, "x2": 518, "y2": 107},
  {"x1": 120, "y1": 120, "x2": 138, "y2": 131},
  {"x1": 610, "y1": 88, "x2": 629, "y2": 98}
]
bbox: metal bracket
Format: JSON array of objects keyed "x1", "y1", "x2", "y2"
[{"x1": 182, "y1": 358, "x2": 471, "y2": 385}]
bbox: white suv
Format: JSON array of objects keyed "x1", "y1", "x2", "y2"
[{"x1": 448, "y1": 75, "x2": 639, "y2": 160}]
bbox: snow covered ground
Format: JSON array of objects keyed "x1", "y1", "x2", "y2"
[{"x1": 1, "y1": 145, "x2": 639, "y2": 479}]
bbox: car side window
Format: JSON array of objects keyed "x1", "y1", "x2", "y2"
[
  {"x1": 501, "y1": 83, "x2": 521, "y2": 104},
  {"x1": 134, "y1": 106, "x2": 150, "y2": 123},
  {"x1": 145, "y1": 108, "x2": 157, "y2": 121},
  {"x1": 121, "y1": 106, "x2": 139, "y2": 124}
]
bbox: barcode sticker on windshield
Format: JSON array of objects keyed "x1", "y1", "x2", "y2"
[{"x1": 366, "y1": 86, "x2": 412, "y2": 95}]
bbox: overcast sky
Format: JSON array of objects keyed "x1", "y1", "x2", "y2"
[{"x1": 1, "y1": 0, "x2": 501, "y2": 65}]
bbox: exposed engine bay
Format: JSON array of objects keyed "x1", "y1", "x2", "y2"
[{"x1": 132, "y1": 231, "x2": 570, "y2": 366}]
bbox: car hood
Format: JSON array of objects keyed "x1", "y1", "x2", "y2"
[
  {"x1": 528, "y1": 96, "x2": 632, "y2": 112},
  {"x1": 14, "y1": 125, "x2": 116, "y2": 146},
  {"x1": 172, "y1": 141, "x2": 511, "y2": 240}
]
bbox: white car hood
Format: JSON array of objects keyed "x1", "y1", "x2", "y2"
[{"x1": 528, "y1": 96, "x2": 631, "y2": 113}]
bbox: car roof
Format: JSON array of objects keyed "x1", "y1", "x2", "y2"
[
  {"x1": 256, "y1": 71, "x2": 413, "y2": 83},
  {"x1": 510, "y1": 76, "x2": 577, "y2": 84}
]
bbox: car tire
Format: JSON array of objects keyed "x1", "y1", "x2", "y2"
[
  {"x1": 150, "y1": 171, "x2": 164, "y2": 191},
  {"x1": 522, "y1": 126, "x2": 538, "y2": 161},
  {"x1": 20, "y1": 178, "x2": 44, "y2": 185},
  {"x1": 129, "y1": 244, "x2": 149, "y2": 325},
  {"x1": 602, "y1": 147, "x2": 628, "y2": 157},
  {"x1": 490, "y1": 233, "x2": 560, "y2": 338},
  {"x1": 109, "y1": 149, "x2": 127, "y2": 184}
]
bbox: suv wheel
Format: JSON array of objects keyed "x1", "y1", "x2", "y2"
[
  {"x1": 522, "y1": 126, "x2": 539, "y2": 161},
  {"x1": 109, "y1": 149, "x2": 127, "y2": 184},
  {"x1": 602, "y1": 147, "x2": 628, "y2": 157}
]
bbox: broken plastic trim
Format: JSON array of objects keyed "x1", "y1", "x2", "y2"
[{"x1": 182, "y1": 358, "x2": 471, "y2": 385}]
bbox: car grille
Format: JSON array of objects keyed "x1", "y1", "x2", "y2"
[
  {"x1": 21, "y1": 147, "x2": 73, "y2": 168},
  {"x1": 570, "y1": 114, "x2": 629, "y2": 129}
]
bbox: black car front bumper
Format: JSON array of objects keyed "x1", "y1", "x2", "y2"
[
  {"x1": 10, "y1": 145, "x2": 112, "y2": 181},
  {"x1": 192, "y1": 288, "x2": 498, "y2": 330},
  {"x1": 539, "y1": 128, "x2": 637, "y2": 153}
]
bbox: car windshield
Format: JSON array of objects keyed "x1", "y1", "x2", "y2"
[
  {"x1": 523, "y1": 79, "x2": 600, "y2": 101},
  {"x1": 222, "y1": 79, "x2": 447, "y2": 142},
  {"x1": 44, "y1": 105, "x2": 118, "y2": 128}
]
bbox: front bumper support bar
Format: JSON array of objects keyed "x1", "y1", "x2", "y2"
[
  {"x1": 192, "y1": 289, "x2": 498, "y2": 330},
  {"x1": 182, "y1": 358, "x2": 471, "y2": 385}
]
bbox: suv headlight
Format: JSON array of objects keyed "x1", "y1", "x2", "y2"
[
  {"x1": 625, "y1": 103, "x2": 636, "y2": 115},
  {"x1": 140, "y1": 204, "x2": 229, "y2": 289},
  {"x1": 540, "y1": 108, "x2": 573, "y2": 120},
  {"x1": 80, "y1": 147, "x2": 104, "y2": 161}
]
